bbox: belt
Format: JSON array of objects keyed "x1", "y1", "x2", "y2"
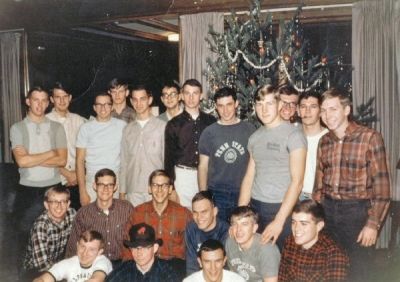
[{"x1": 176, "y1": 164, "x2": 197, "y2": 171}]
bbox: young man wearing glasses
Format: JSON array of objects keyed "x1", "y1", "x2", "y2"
[
  {"x1": 76, "y1": 92, "x2": 126, "y2": 206},
  {"x1": 277, "y1": 85, "x2": 299, "y2": 123},
  {"x1": 23, "y1": 186, "x2": 76, "y2": 279},
  {"x1": 158, "y1": 81, "x2": 182, "y2": 122},
  {"x1": 121, "y1": 169, "x2": 192, "y2": 280},
  {"x1": 119, "y1": 85, "x2": 166, "y2": 206},
  {"x1": 66, "y1": 168, "x2": 133, "y2": 269}
]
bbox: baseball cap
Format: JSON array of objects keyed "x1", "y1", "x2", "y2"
[{"x1": 123, "y1": 223, "x2": 163, "y2": 248}]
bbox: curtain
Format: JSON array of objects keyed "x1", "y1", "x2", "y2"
[
  {"x1": 352, "y1": 0, "x2": 400, "y2": 247},
  {"x1": 180, "y1": 12, "x2": 224, "y2": 96},
  {"x1": 0, "y1": 32, "x2": 23, "y2": 163}
]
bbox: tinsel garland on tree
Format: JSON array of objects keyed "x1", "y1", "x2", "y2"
[{"x1": 203, "y1": 0, "x2": 375, "y2": 125}]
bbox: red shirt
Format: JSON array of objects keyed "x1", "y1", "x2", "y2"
[{"x1": 121, "y1": 201, "x2": 192, "y2": 260}]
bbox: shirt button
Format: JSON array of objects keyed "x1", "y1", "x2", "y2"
[
  {"x1": 335, "y1": 183, "x2": 339, "y2": 186},
  {"x1": 195, "y1": 151, "x2": 198, "y2": 155},
  {"x1": 339, "y1": 140, "x2": 343, "y2": 144},
  {"x1": 107, "y1": 230, "x2": 110, "y2": 233},
  {"x1": 107, "y1": 242, "x2": 111, "y2": 245},
  {"x1": 195, "y1": 131, "x2": 198, "y2": 134}
]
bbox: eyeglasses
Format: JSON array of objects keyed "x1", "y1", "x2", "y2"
[
  {"x1": 47, "y1": 200, "x2": 69, "y2": 206},
  {"x1": 282, "y1": 101, "x2": 297, "y2": 109},
  {"x1": 96, "y1": 183, "x2": 116, "y2": 190},
  {"x1": 150, "y1": 183, "x2": 170, "y2": 190},
  {"x1": 95, "y1": 103, "x2": 112, "y2": 109},
  {"x1": 162, "y1": 92, "x2": 178, "y2": 99}
]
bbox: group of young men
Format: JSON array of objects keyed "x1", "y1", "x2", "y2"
[{"x1": 10, "y1": 77, "x2": 391, "y2": 282}]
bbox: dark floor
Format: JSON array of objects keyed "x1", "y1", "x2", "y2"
[{"x1": 0, "y1": 163, "x2": 400, "y2": 281}]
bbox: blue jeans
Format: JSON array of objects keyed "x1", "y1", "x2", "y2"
[
  {"x1": 209, "y1": 187, "x2": 239, "y2": 223},
  {"x1": 322, "y1": 197, "x2": 374, "y2": 281},
  {"x1": 250, "y1": 198, "x2": 291, "y2": 251}
]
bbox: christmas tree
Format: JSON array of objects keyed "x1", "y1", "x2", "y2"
[{"x1": 203, "y1": 0, "x2": 369, "y2": 123}]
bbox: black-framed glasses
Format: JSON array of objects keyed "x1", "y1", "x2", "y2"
[
  {"x1": 47, "y1": 200, "x2": 69, "y2": 206},
  {"x1": 162, "y1": 92, "x2": 178, "y2": 99},
  {"x1": 96, "y1": 183, "x2": 116, "y2": 190},
  {"x1": 150, "y1": 183, "x2": 170, "y2": 190}
]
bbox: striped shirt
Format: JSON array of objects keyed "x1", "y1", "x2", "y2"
[
  {"x1": 314, "y1": 122, "x2": 391, "y2": 229},
  {"x1": 24, "y1": 208, "x2": 76, "y2": 271},
  {"x1": 65, "y1": 199, "x2": 133, "y2": 260},
  {"x1": 278, "y1": 233, "x2": 349, "y2": 281},
  {"x1": 121, "y1": 201, "x2": 192, "y2": 260}
]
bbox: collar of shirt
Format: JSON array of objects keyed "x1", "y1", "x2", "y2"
[
  {"x1": 328, "y1": 121, "x2": 360, "y2": 142},
  {"x1": 95, "y1": 200, "x2": 116, "y2": 213}
]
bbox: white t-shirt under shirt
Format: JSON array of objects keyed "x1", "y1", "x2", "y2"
[
  {"x1": 302, "y1": 128, "x2": 329, "y2": 194},
  {"x1": 183, "y1": 269, "x2": 245, "y2": 282},
  {"x1": 47, "y1": 255, "x2": 112, "y2": 282}
]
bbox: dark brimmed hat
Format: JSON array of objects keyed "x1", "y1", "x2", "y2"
[{"x1": 123, "y1": 223, "x2": 163, "y2": 248}]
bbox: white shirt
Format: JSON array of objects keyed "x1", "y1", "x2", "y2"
[{"x1": 183, "y1": 269, "x2": 245, "y2": 282}]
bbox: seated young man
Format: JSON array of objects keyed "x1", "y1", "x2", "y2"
[
  {"x1": 184, "y1": 239, "x2": 245, "y2": 282},
  {"x1": 278, "y1": 200, "x2": 349, "y2": 282},
  {"x1": 24, "y1": 186, "x2": 76, "y2": 276},
  {"x1": 185, "y1": 191, "x2": 229, "y2": 275},
  {"x1": 106, "y1": 223, "x2": 178, "y2": 282},
  {"x1": 121, "y1": 169, "x2": 192, "y2": 279},
  {"x1": 225, "y1": 206, "x2": 280, "y2": 282},
  {"x1": 33, "y1": 230, "x2": 112, "y2": 282}
]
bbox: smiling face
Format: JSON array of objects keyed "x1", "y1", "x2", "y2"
[
  {"x1": 320, "y1": 97, "x2": 350, "y2": 136},
  {"x1": 192, "y1": 199, "x2": 218, "y2": 232},
  {"x1": 77, "y1": 239, "x2": 104, "y2": 267},
  {"x1": 51, "y1": 89, "x2": 72, "y2": 113},
  {"x1": 198, "y1": 249, "x2": 227, "y2": 282},
  {"x1": 279, "y1": 93, "x2": 299, "y2": 121},
  {"x1": 148, "y1": 175, "x2": 172, "y2": 205},
  {"x1": 255, "y1": 94, "x2": 282, "y2": 127},
  {"x1": 291, "y1": 212, "x2": 324, "y2": 249},
  {"x1": 298, "y1": 96, "x2": 321, "y2": 127},
  {"x1": 44, "y1": 191, "x2": 70, "y2": 223},
  {"x1": 93, "y1": 94, "x2": 113, "y2": 122},
  {"x1": 93, "y1": 175, "x2": 117, "y2": 202},
  {"x1": 161, "y1": 86, "x2": 180, "y2": 110},
  {"x1": 215, "y1": 96, "x2": 238, "y2": 125},
  {"x1": 26, "y1": 90, "x2": 49, "y2": 119},
  {"x1": 230, "y1": 216, "x2": 258, "y2": 250}
]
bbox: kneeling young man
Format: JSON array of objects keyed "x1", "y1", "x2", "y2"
[
  {"x1": 278, "y1": 200, "x2": 349, "y2": 281},
  {"x1": 33, "y1": 230, "x2": 112, "y2": 282},
  {"x1": 225, "y1": 206, "x2": 280, "y2": 282},
  {"x1": 107, "y1": 223, "x2": 178, "y2": 282},
  {"x1": 184, "y1": 239, "x2": 245, "y2": 282}
]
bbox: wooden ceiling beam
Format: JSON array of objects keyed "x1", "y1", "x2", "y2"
[{"x1": 138, "y1": 19, "x2": 179, "y2": 33}]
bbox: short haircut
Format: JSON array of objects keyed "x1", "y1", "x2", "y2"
[
  {"x1": 162, "y1": 81, "x2": 181, "y2": 93},
  {"x1": 50, "y1": 82, "x2": 71, "y2": 96},
  {"x1": 148, "y1": 169, "x2": 172, "y2": 186},
  {"x1": 293, "y1": 200, "x2": 325, "y2": 223},
  {"x1": 197, "y1": 239, "x2": 226, "y2": 258},
  {"x1": 182, "y1": 79, "x2": 202, "y2": 93},
  {"x1": 44, "y1": 185, "x2": 70, "y2": 201},
  {"x1": 230, "y1": 206, "x2": 258, "y2": 224},
  {"x1": 213, "y1": 87, "x2": 237, "y2": 102},
  {"x1": 27, "y1": 86, "x2": 48, "y2": 99},
  {"x1": 79, "y1": 230, "x2": 105, "y2": 250},
  {"x1": 253, "y1": 84, "x2": 279, "y2": 102},
  {"x1": 94, "y1": 91, "x2": 112, "y2": 104},
  {"x1": 192, "y1": 190, "x2": 215, "y2": 205},
  {"x1": 94, "y1": 168, "x2": 116, "y2": 184},
  {"x1": 108, "y1": 78, "x2": 128, "y2": 90},
  {"x1": 277, "y1": 84, "x2": 298, "y2": 96},
  {"x1": 321, "y1": 88, "x2": 352, "y2": 107},
  {"x1": 299, "y1": 91, "x2": 321, "y2": 105},
  {"x1": 130, "y1": 85, "x2": 152, "y2": 98}
]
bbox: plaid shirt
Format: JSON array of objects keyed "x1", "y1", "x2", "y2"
[
  {"x1": 66, "y1": 199, "x2": 134, "y2": 260},
  {"x1": 111, "y1": 106, "x2": 136, "y2": 123},
  {"x1": 314, "y1": 122, "x2": 391, "y2": 229},
  {"x1": 24, "y1": 208, "x2": 76, "y2": 271},
  {"x1": 121, "y1": 201, "x2": 192, "y2": 260},
  {"x1": 278, "y1": 233, "x2": 349, "y2": 282}
]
